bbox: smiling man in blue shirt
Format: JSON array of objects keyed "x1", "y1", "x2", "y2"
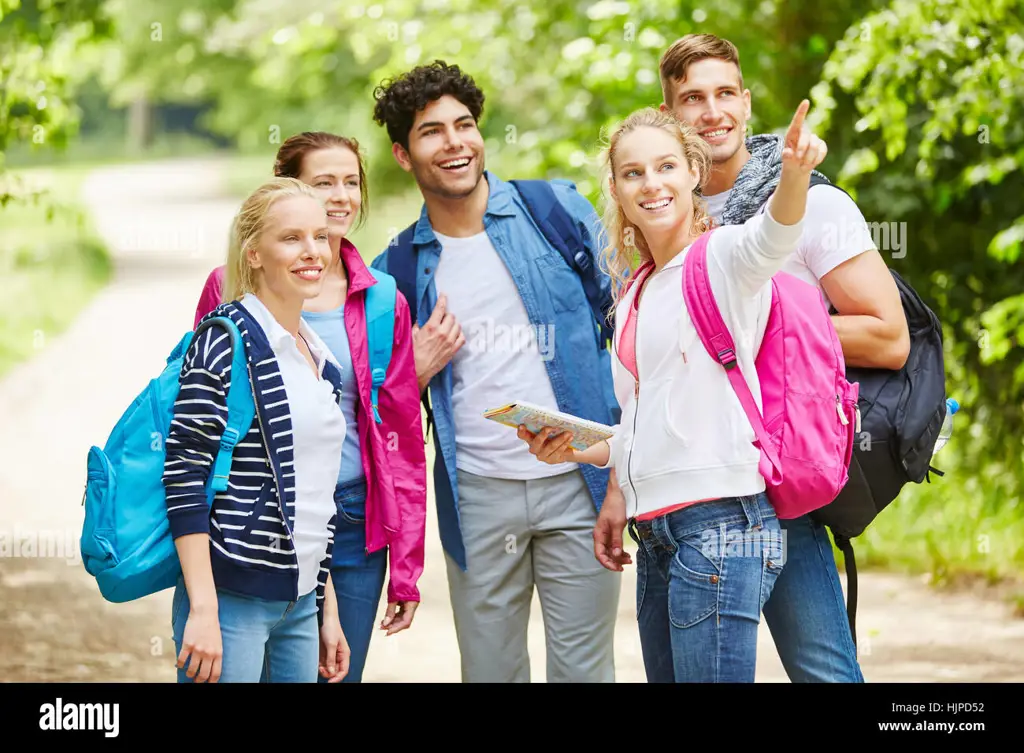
[{"x1": 369, "y1": 60, "x2": 622, "y2": 683}]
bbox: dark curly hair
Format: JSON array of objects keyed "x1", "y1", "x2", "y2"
[{"x1": 372, "y1": 60, "x2": 485, "y2": 150}]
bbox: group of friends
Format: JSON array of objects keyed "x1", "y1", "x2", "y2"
[{"x1": 163, "y1": 32, "x2": 910, "y2": 684}]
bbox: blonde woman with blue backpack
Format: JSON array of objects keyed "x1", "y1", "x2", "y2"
[
  {"x1": 171, "y1": 177, "x2": 358, "y2": 683},
  {"x1": 81, "y1": 178, "x2": 353, "y2": 682},
  {"x1": 164, "y1": 177, "x2": 357, "y2": 683}
]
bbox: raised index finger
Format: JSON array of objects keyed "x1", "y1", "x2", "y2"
[{"x1": 785, "y1": 99, "x2": 810, "y2": 147}]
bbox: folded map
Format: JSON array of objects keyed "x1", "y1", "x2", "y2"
[{"x1": 482, "y1": 400, "x2": 616, "y2": 451}]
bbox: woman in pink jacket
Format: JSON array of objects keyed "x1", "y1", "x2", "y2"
[{"x1": 193, "y1": 131, "x2": 427, "y2": 683}]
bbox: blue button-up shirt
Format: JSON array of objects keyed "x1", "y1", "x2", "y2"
[{"x1": 371, "y1": 171, "x2": 620, "y2": 570}]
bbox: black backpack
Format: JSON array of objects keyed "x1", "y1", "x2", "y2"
[
  {"x1": 746, "y1": 173, "x2": 948, "y2": 648},
  {"x1": 811, "y1": 263, "x2": 947, "y2": 648}
]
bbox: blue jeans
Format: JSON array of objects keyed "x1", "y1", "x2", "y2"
[
  {"x1": 171, "y1": 575, "x2": 319, "y2": 683},
  {"x1": 316, "y1": 477, "x2": 388, "y2": 684},
  {"x1": 629, "y1": 493, "x2": 784, "y2": 683},
  {"x1": 761, "y1": 514, "x2": 864, "y2": 682}
]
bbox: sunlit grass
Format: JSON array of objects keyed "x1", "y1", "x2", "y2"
[
  {"x1": 845, "y1": 447, "x2": 1024, "y2": 588},
  {"x1": 0, "y1": 165, "x2": 112, "y2": 378}
]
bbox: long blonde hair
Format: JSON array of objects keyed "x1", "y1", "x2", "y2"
[
  {"x1": 223, "y1": 177, "x2": 324, "y2": 302},
  {"x1": 597, "y1": 108, "x2": 714, "y2": 313}
]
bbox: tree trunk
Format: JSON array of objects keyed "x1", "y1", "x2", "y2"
[{"x1": 127, "y1": 95, "x2": 151, "y2": 153}]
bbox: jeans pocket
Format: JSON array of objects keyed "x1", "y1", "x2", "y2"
[
  {"x1": 667, "y1": 533, "x2": 721, "y2": 629},
  {"x1": 336, "y1": 495, "x2": 366, "y2": 525}
]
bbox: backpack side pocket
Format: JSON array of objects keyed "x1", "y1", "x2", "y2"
[{"x1": 81, "y1": 446, "x2": 120, "y2": 576}]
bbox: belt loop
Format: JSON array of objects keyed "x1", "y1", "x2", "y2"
[
  {"x1": 651, "y1": 513, "x2": 673, "y2": 552},
  {"x1": 743, "y1": 494, "x2": 764, "y2": 531}
]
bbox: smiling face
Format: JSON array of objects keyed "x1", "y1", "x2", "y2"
[
  {"x1": 610, "y1": 125, "x2": 702, "y2": 240},
  {"x1": 297, "y1": 147, "x2": 362, "y2": 240},
  {"x1": 663, "y1": 57, "x2": 751, "y2": 165},
  {"x1": 247, "y1": 195, "x2": 331, "y2": 304},
  {"x1": 394, "y1": 94, "x2": 486, "y2": 200}
]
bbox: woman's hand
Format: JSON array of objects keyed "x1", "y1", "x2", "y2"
[
  {"x1": 780, "y1": 99, "x2": 827, "y2": 176},
  {"x1": 518, "y1": 425, "x2": 579, "y2": 465},
  {"x1": 769, "y1": 99, "x2": 829, "y2": 227},
  {"x1": 381, "y1": 601, "x2": 419, "y2": 635},
  {"x1": 178, "y1": 605, "x2": 222, "y2": 683},
  {"x1": 319, "y1": 614, "x2": 351, "y2": 683}
]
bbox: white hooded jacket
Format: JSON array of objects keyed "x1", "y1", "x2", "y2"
[{"x1": 600, "y1": 207, "x2": 805, "y2": 520}]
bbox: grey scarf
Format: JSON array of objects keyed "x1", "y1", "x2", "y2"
[{"x1": 716, "y1": 133, "x2": 829, "y2": 226}]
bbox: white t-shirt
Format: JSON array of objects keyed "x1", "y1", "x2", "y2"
[
  {"x1": 241, "y1": 294, "x2": 346, "y2": 597},
  {"x1": 432, "y1": 230, "x2": 576, "y2": 479},
  {"x1": 702, "y1": 188, "x2": 731, "y2": 221},
  {"x1": 704, "y1": 184, "x2": 877, "y2": 309}
]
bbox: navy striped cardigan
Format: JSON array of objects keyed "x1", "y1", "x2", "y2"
[{"x1": 162, "y1": 300, "x2": 344, "y2": 624}]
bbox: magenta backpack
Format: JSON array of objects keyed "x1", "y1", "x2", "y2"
[{"x1": 682, "y1": 229, "x2": 860, "y2": 519}]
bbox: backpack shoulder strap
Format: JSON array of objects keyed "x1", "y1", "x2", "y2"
[
  {"x1": 808, "y1": 171, "x2": 853, "y2": 200},
  {"x1": 195, "y1": 315, "x2": 255, "y2": 498},
  {"x1": 364, "y1": 268, "x2": 397, "y2": 424},
  {"x1": 681, "y1": 231, "x2": 782, "y2": 485},
  {"x1": 832, "y1": 533, "x2": 859, "y2": 648},
  {"x1": 620, "y1": 261, "x2": 652, "y2": 301},
  {"x1": 382, "y1": 221, "x2": 435, "y2": 442},
  {"x1": 509, "y1": 179, "x2": 614, "y2": 347},
  {"x1": 510, "y1": 179, "x2": 584, "y2": 264},
  {"x1": 758, "y1": 172, "x2": 851, "y2": 218},
  {"x1": 388, "y1": 223, "x2": 420, "y2": 326}
]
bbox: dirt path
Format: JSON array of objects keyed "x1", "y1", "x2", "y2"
[{"x1": 2, "y1": 158, "x2": 1022, "y2": 683}]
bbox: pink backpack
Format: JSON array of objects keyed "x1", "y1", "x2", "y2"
[{"x1": 682, "y1": 229, "x2": 860, "y2": 519}]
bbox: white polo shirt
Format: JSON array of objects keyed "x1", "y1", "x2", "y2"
[{"x1": 241, "y1": 293, "x2": 346, "y2": 597}]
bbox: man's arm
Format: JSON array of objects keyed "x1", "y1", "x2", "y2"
[
  {"x1": 796, "y1": 182, "x2": 911, "y2": 371},
  {"x1": 823, "y1": 249, "x2": 910, "y2": 371}
]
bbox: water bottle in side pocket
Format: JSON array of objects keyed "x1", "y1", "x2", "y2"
[{"x1": 932, "y1": 398, "x2": 959, "y2": 455}]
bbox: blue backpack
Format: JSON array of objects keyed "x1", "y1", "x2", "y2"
[{"x1": 80, "y1": 316, "x2": 255, "y2": 603}]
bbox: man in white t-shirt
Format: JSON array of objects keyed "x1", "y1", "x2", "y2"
[
  {"x1": 370, "y1": 61, "x2": 622, "y2": 683},
  {"x1": 594, "y1": 33, "x2": 910, "y2": 684}
]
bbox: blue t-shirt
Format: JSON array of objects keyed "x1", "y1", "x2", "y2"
[{"x1": 301, "y1": 304, "x2": 364, "y2": 485}]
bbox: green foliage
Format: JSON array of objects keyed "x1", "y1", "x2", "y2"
[
  {"x1": 88, "y1": 1, "x2": 884, "y2": 200},
  {"x1": 849, "y1": 437, "x2": 1024, "y2": 588},
  {"x1": 0, "y1": 0, "x2": 117, "y2": 250},
  {"x1": 814, "y1": 0, "x2": 1024, "y2": 490},
  {"x1": 0, "y1": 0, "x2": 113, "y2": 161}
]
